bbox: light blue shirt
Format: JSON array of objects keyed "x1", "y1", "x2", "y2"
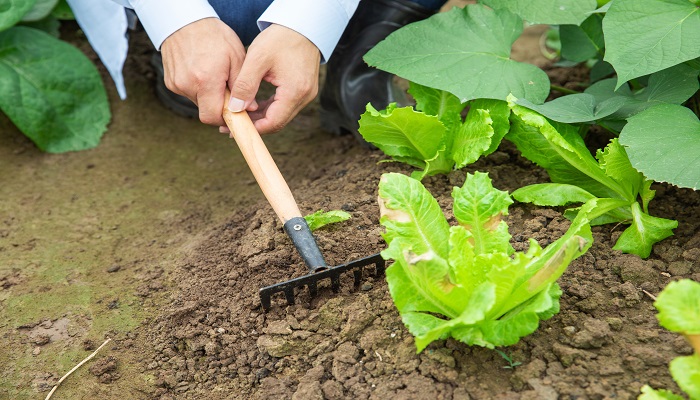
[{"x1": 71, "y1": 0, "x2": 360, "y2": 98}]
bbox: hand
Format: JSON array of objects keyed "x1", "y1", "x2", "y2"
[
  {"x1": 227, "y1": 24, "x2": 321, "y2": 134},
  {"x1": 161, "y1": 18, "x2": 248, "y2": 126}
]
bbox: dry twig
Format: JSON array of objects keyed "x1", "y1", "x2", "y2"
[{"x1": 45, "y1": 338, "x2": 112, "y2": 400}]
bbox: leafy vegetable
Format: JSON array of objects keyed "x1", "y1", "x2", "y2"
[
  {"x1": 0, "y1": 2, "x2": 110, "y2": 152},
  {"x1": 639, "y1": 279, "x2": 700, "y2": 400},
  {"x1": 358, "y1": 83, "x2": 509, "y2": 179},
  {"x1": 303, "y1": 210, "x2": 351, "y2": 232},
  {"x1": 364, "y1": 5, "x2": 550, "y2": 104},
  {"x1": 378, "y1": 171, "x2": 593, "y2": 352},
  {"x1": 507, "y1": 98, "x2": 677, "y2": 258}
]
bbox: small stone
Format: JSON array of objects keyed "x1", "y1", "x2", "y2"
[
  {"x1": 107, "y1": 265, "x2": 121, "y2": 273},
  {"x1": 361, "y1": 283, "x2": 373, "y2": 291},
  {"x1": 34, "y1": 334, "x2": 50, "y2": 346},
  {"x1": 32, "y1": 347, "x2": 41, "y2": 356}
]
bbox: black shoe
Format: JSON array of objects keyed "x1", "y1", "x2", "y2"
[
  {"x1": 319, "y1": 0, "x2": 434, "y2": 144},
  {"x1": 151, "y1": 52, "x2": 199, "y2": 118}
]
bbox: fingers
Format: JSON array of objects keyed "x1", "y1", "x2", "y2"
[{"x1": 228, "y1": 54, "x2": 266, "y2": 113}]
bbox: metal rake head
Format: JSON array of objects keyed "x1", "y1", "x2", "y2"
[{"x1": 259, "y1": 253, "x2": 385, "y2": 310}]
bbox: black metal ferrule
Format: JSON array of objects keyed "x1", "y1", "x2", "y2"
[{"x1": 283, "y1": 217, "x2": 328, "y2": 272}]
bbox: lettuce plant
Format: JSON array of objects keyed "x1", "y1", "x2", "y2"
[
  {"x1": 639, "y1": 279, "x2": 700, "y2": 400},
  {"x1": 378, "y1": 171, "x2": 593, "y2": 352},
  {"x1": 0, "y1": 0, "x2": 110, "y2": 152},
  {"x1": 506, "y1": 100, "x2": 678, "y2": 258}
]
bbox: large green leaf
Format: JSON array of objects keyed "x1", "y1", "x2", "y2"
[
  {"x1": 479, "y1": 0, "x2": 598, "y2": 25},
  {"x1": 638, "y1": 385, "x2": 685, "y2": 400},
  {"x1": 364, "y1": 5, "x2": 550, "y2": 104},
  {"x1": 0, "y1": 0, "x2": 36, "y2": 31},
  {"x1": 655, "y1": 279, "x2": 700, "y2": 335},
  {"x1": 620, "y1": 104, "x2": 700, "y2": 190},
  {"x1": 603, "y1": 0, "x2": 700, "y2": 87},
  {"x1": 0, "y1": 27, "x2": 110, "y2": 152},
  {"x1": 516, "y1": 94, "x2": 627, "y2": 123}
]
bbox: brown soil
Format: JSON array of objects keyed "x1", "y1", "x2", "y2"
[
  {"x1": 2, "y1": 3, "x2": 699, "y2": 399},
  {"x1": 141, "y1": 141, "x2": 700, "y2": 399}
]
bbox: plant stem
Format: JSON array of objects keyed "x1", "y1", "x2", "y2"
[
  {"x1": 550, "y1": 85, "x2": 579, "y2": 95},
  {"x1": 45, "y1": 338, "x2": 112, "y2": 400}
]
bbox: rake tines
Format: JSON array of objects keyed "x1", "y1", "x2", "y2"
[{"x1": 259, "y1": 253, "x2": 385, "y2": 310}]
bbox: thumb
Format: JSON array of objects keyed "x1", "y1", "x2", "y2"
[{"x1": 228, "y1": 58, "x2": 266, "y2": 112}]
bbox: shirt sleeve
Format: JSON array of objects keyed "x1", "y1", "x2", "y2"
[
  {"x1": 112, "y1": 0, "x2": 219, "y2": 50},
  {"x1": 257, "y1": 0, "x2": 360, "y2": 63}
]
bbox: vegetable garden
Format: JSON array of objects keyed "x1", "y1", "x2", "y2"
[{"x1": 1, "y1": 0, "x2": 699, "y2": 399}]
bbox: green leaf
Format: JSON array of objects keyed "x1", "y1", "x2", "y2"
[
  {"x1": 304, "y1": 210, "x2": 351, "y2": 231},
  {"x1": 620, "y1": 104, "x2": 700, "y2": 190},
  {"x1": 380, "y1": 172, "x2": 594, "y2": 352},
  {"x1": 452, "y1": 172, "x2": 514, "y2": 255},
  {"x1": 0, "y1": 0, "x2": 37, "y2": 31},
  {"x1": 638, "y1": 385, "x2": 686, "y2": 400},
  {"x1": 597, "y1": 138, "x2": 643, "y2": 201},
  {"x1": 479, "y1": 0, "x2": 598, "y2": 25},
  {"x1": 669, "y1": 355, "x2": 700, "y2": 400},
  {"x1": 358, "y1": 103, "x2": 447, "y2": 171},
  {"x1": 511, "y1": 183, "x2": 595, "y2": 206},
  {"x1": 613, "y1": 202, "x2": 677, "y2": 258},
  {"x1": 655, "y1": 279, "x2": 700, "y2": 335},
  {"x1": 603, "y1": 0, "x2": 700, "y2": 87},
  {"x1": 516, "y1": 93, "x2": 628, "y2": 123},
  {"x1": 21, "y1": 0, "x2": 59, "y2": 22},
  {"x1": 559, "y1": 14, "x2": 604, "y2": 62},
  {"x1": 409, "y1": 82, "x2": 465, "y2": 136},
  {"x1": 474, "y1": 99, "x2": 511, "y2": 155},
  {"x1": 451, "y1": 107, "x2": 495, "y2": 169},
  {"x1": 585, "y1": 63, "x2": 700, "y2": 120},
  {"x1": 0, "y1": 26, "x2": 110, "y2": 152},
  {"x1": 364, "y1": 5, "x2": 550, "y2": 104},
  {"x1": 507, "y1": 99, "x2": 627, "y2": 199}
]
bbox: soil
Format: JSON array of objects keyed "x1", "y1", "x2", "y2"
[{"x1": 1, "y1": 2, "x2": 699, "y2": 400}]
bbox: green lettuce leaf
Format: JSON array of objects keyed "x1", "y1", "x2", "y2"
[
  {"x1": 304, "y1": 210, "x2": 351, "y2": 232},
  {"x1": 379, "y1": 172, "x2": 593, "y2": 352},
  {"x1": 668, "y1": 355, "x2": 700, "y2": 400},
  {"x1": 364, "y1": 4, "x2": 550, "y2": 104}
]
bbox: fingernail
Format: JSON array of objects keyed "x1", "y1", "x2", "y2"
[{"x1": 228, "y1": 97, "x2": 245, "y2": 112}]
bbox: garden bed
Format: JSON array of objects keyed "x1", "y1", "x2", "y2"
[{"x1": 142, "y1": 133, "x2": 700, "y2": 399}]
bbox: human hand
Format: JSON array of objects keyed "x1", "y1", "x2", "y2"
[
  {"x1": 161, "y1": 18, "x2": 249, "y2": 126},
  {"x1": 226, "y1": 24, "x2": 321, "y2": 134}
]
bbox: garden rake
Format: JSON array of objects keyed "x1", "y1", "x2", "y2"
[{"x1": 222, "y1": 106, "x2": 385, "y2": 310}]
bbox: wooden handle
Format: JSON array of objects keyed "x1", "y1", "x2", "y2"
[{"x1": 223, "y1": 108, "x2": 301, "y2": 223}]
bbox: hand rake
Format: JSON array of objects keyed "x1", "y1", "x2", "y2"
[{"x1": 222, "y1": 107, "x2": 385, "y2": 310}]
